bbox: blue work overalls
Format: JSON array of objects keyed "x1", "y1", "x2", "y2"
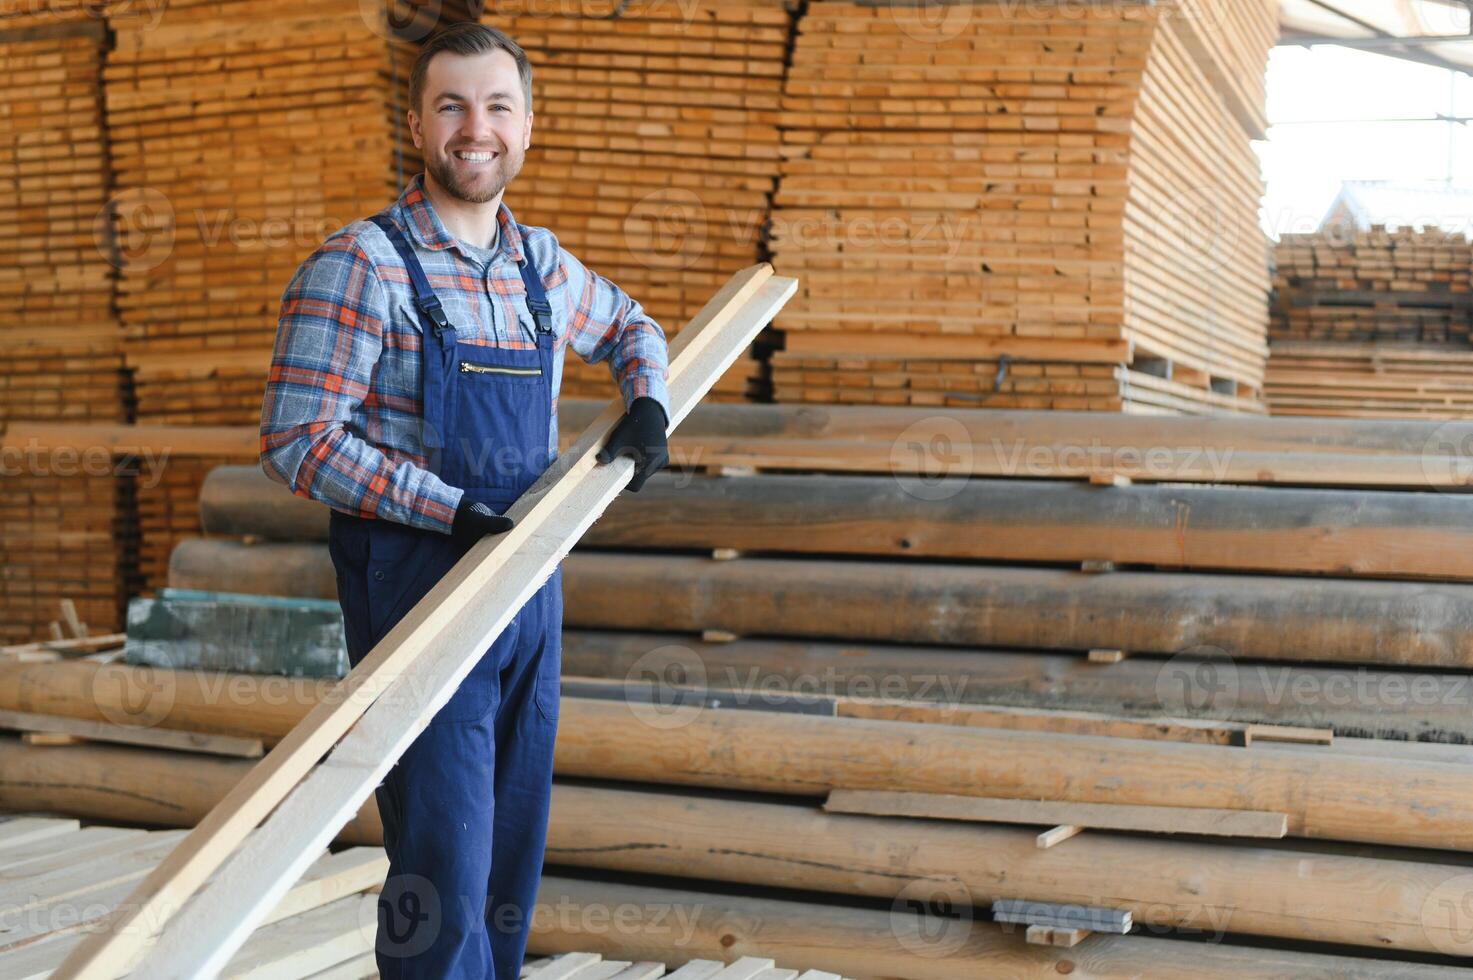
[{"x1": 326, "y1": 214, "x2": 561, "y2": 979}]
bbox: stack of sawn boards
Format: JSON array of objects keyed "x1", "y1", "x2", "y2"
[
  {"x1": 1268, "y1": 228, "x2": 1473, "y2": 418},
  {"x1": 768, "y1": 0, "x2": 1276, "y2": 415},
  {"x1": 480, "y1": 0, "x2": 790, "y2": 402},
  {"x1": 7, "y1": 400, "x2": 1473, "y2": 975},
  {"x1": 0, "y1": 1, "x2": 135, "y2": 643}
]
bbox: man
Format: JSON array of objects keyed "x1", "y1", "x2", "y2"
[{"x1": 259, "y1": 22, "x2": 670, "y2": 979}]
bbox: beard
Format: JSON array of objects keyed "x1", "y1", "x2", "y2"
[{"x1": 426, "y1": 142, "x2": 525, "y2": 204}]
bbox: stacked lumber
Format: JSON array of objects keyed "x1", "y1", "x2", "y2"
[
  {"x1": 481, "y1": 0, "x2": 789, "y2": 401},
  {"x1": 0, "y1": 5, "x2": 135, "y2": 642},
  {"x1": 0, "y1": 5, "x2": 117, "y2": 350},
  {"x1": 103, "y1": 0, "x2": 477, "y2": 595},
  {"x1": 1266, "y1": 341, "x2": 1473, "y2": 419},
  {"x1": 1269, "y1": 229, "x2": 1473, "y2": 418},
  {"x1": 0, "y1": 465, "x2": 135, "y2": 646},
  {"x1": 1271, "y1": 229, "x2": 1473, "y2": 344},
  {"x1": 103, "y1": 0, "x2": 453, "y2": 356},
  {"x1": 0, "y1": 813, "x2": 388, "y2": 978},
  {"x1": 770, "y1": 1, "x2": 1270, "y2": 415}
]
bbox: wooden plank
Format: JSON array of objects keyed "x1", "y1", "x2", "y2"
[
  {"x1": 0, "y1": 709, "x2": 264, "y2": 758},
  {"x1": 993, "y1": 899, "x2": 1131, "y2": 934},
  {"x1": 78, "y1": 267, "x2": 795, "y2": 979},
  {"x1": 1025, "y1": 925, "x2": 1089, "y2": 948},
  {"x1": 824, "y1": 789, "x2": 1288, "y2": 839},
  {"x1": 526, "y1": 952, "x2": 605, "y2": 980},
  {"x1": 0, "y1": 817, "x2": 80, "y2": 850},
  {"x1": 298, "y1": 951, "x2": 378, "y2": 979},
  {"x1": 1036, "y1": 825, "x2": 1085, "y2": 849}
]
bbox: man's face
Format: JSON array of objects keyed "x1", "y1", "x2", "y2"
[{"x1": 410, "y1": 49, "x2": 532, "y2": 205}]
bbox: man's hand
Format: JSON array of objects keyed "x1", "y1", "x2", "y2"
[
  {"x1": 451, "y1": 498, "x2": 515, "y2": 544},
  {"x1": 596, "y1": 396, "x2": 669, "y2": 492}
]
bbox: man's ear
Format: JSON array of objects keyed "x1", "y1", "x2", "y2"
[
  {"x1": 408, "y1": 109, "x2": 422, "y2": 150},
  {"x1": 523, "y1": 111, "x2": 533, "y2": 151}
]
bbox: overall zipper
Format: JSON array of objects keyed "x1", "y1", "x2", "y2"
[{"x1": 460, "y1": 362, "x2": 541, "y2": 377}]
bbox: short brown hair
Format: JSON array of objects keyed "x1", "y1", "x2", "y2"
[{"x1": 409, "y1": 23, "x2": 533, "y2": 116}]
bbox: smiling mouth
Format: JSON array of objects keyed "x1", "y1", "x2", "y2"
[{"x1": 454, "y1": 150, "x2": 499, "y2": 163}]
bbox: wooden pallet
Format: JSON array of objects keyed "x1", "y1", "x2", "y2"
[
  {"x1": 1267, "y1": 341, "x2": 1473, "y2": 419},
  {"x1": 770, "y1": 2, "x2": 1270, "y2": 416}
]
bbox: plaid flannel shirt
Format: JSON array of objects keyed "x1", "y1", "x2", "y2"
[{"x1": 259, "y1": 173, "x2": 670, "y2": 534}]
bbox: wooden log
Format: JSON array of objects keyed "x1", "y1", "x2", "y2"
[
  {"x1": 533, "y1": 875, "x2": 1465, "y2": 979},
  {"x1": 168, "y1": 539, "x2": 337, "y2": 600},
  {"x1": 0, "y1": 737, "x2": 382, "y2": 846},
  {"x1": 166, "y1": 544, "x2": 1473, "y2": 670},
  {"x1": 558, "y1": 554, "x2": 1473, "y2": 669},
  {"x1": 542, "y1": 783, "x2": 1473, "y2": 955},
  {"x1": 559, "y1": 631, "x2": 1473, "y2": 743},
  {"x1": 550, "y1": 698, "x2": 1473, "y2": 851},
  {"x1": 197, "y1": 464, "x2": 1473, "y2": 581},
  {"x1": 199, "y1": 466, "x2": 329, "y2": 541}
]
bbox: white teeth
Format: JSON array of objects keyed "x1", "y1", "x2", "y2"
[{"x1": 456, "y1": 151, "x2": 495, "y2": 162}]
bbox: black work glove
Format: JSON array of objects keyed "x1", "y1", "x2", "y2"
[
  {"x1": 450, "y1": 497, "x2": 515, "y2": 545},
  {"x1": 596, "y1": 396, "x2": 669, "y2": 492}
]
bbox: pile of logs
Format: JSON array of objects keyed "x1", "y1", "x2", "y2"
[
  {"x1": 769, "y1": 0, "x2": 1273, "y2": 414},
  {"x1": 1268, "y1": 228, "x2": 1473, "y2": 418},
  {"x1": 5, "y1": 400, "x2": 1467, "y2": 970}
]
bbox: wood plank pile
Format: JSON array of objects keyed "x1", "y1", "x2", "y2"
[
  {"x1": 103, "y1": 0, "x2": 478, "y2": 599},
  {"x1": 1270, "y1": 228, "x2": 1473, "y2": 344},
  {"x1": 9, "y1": 401, "x2": 1458, "y2": 970},
  {"x1": 103, "y1": 0, "x2": 456, "y2": 356},
  {"x1": 769, "y1": 0, "x2": 1273, "y2": 415},
  {"x1": 0, "y1": 4, "x2": 137, "y2": 645},
  {"x1": 0, "y1": 464, "x2": 135, "y2": 646},
  {"x1": 480, "y1": 0, "x2": 790, "y2": 402},
  {"x1": 1268, "y1": 229, "x2": 1473, "y2": 418},
  {"x1": 0, "y1": 813, "x2": 390, "y2": 978}
]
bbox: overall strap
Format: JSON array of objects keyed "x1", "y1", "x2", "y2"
[
  {"x1": 517, "y1": 252, "x2": 554, "y2": 336},
  {"x1": 369, "y1": 214, "x2": 452, "y2": 338}
]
